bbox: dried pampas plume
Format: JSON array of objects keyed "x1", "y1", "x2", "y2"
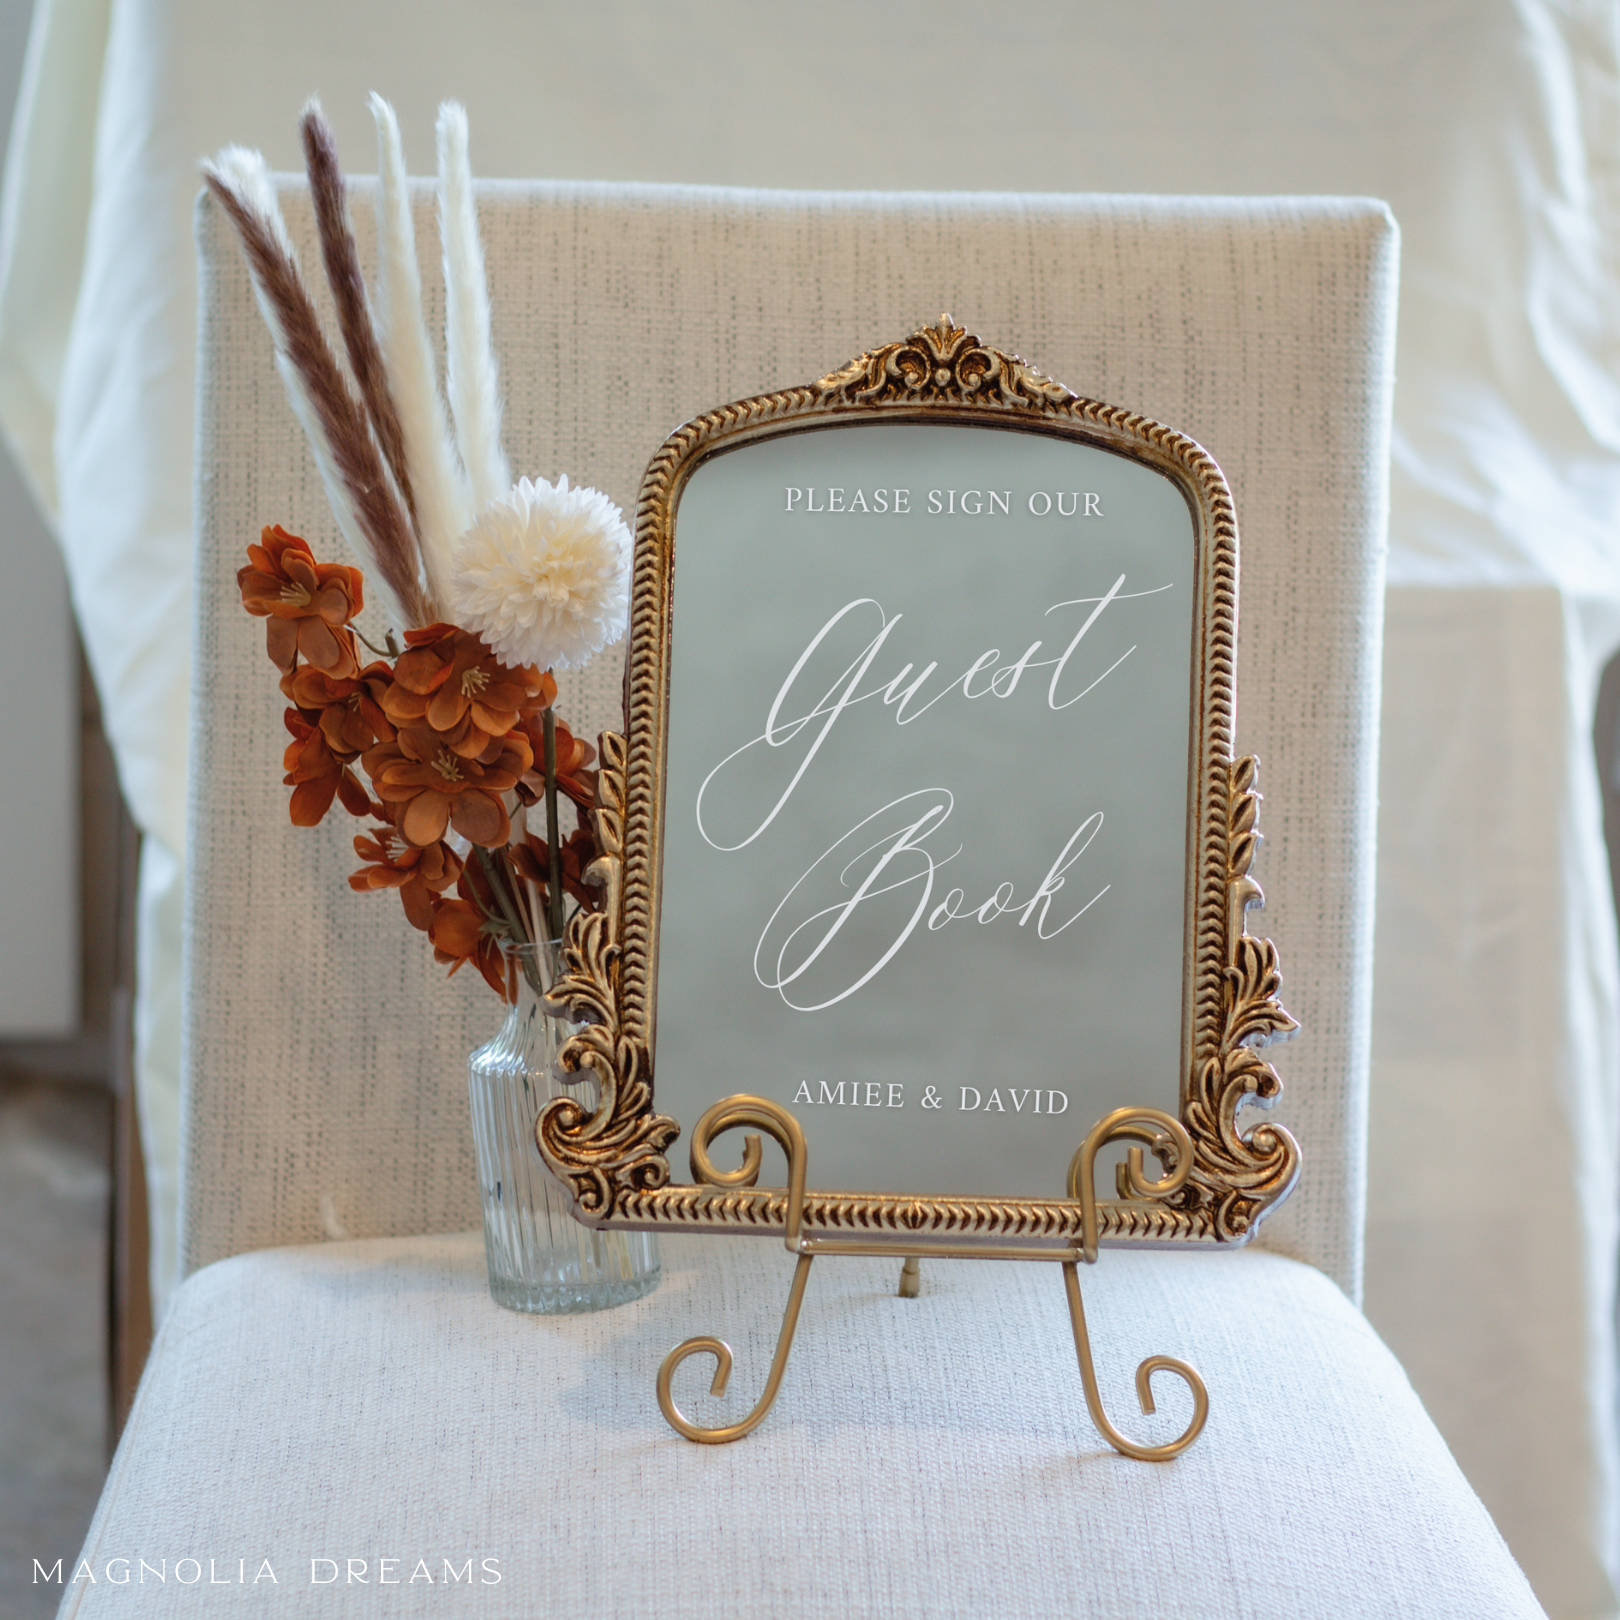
[
  {"x1": 202, "y1": 145, "x2": 432, "y2": 628},
  {"x1": 208, "y1": 101, "x2": 608, "y2": 687},
  {"x1": 300, "y1": 99, "x2": 417, "y2": 539},
  {"x1": 369, "y1": 93, "x2": 471, "y2": 607},
  {"x1": 436, "y1": 101, "x2": 510, "y2": 514}
]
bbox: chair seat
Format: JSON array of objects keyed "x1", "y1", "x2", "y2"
[{"x1": 65, "y1": 1233, "x2": 1540, "y2": 1618}]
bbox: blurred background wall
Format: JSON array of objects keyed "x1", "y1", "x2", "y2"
[{"x1": 0, "y1": 0, "x2": 116, "y2": 1612}]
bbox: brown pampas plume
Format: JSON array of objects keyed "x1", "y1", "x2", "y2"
[
  {"x1": 300, "y1": 101, "x2": 420, "y2": 544},
  {"x1": 203, "y1": 148, "x2": 433, "y2": 628}
]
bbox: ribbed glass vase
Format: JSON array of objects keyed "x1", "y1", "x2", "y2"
[{"x1": 467, "y1": 940, "x2": 660, "y2": 1313}]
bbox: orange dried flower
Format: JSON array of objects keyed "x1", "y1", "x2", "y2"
[
  {"x1": 429, "y1": 897, "x2": 508, "y2": 998},
  {"x1": 239, "y1": 525, "x2": 364, "y2": 676},
  {"x1": 510, "y1": 826, "x2": 603, "y2": 914},
  {"x1": 282, "y1": 660, "x2": 397, "y2": 758},
  {"x1": 381, "y1": 623, "x2": 553, "y2": 760},
  {"x1": 348, "y1": 826, "x2": 463, "y2": 932},
  {"x1": 514, "y1": 715, "x2": 597, "y2": 813},
  {"x1": 282, "y1": 709, "x2": 372, "y2": 826},
  {"x1": 362, "y1": 726, "x2": 533, "y2": 849},
  {"x1": 241, "y1": 531, "x2": 604, "y2": 1002}
]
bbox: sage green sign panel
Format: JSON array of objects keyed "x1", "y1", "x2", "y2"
[{"x1": 655, "y1": 421, "x2": 1194, "y2": 1198}]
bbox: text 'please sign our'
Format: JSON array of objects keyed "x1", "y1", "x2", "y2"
[{"x1": 782, "y1": 486, "x2": 1105, "y2": 517}]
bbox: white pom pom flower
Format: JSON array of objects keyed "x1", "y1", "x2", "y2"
[{"x1": 447, "y1": 474, "x2": 631, "y2": 671}]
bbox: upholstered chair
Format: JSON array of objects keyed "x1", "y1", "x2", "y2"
[{"x1": 59, "y1": 184, "x2": 1544, "y2": 1618}]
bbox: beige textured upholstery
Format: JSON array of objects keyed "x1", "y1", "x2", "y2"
[
  {"x1": 64, "y1": 181, "x2": 1545, "y2": 1619},
  {"x1": 66, "y1": 1235, "x2": 1542, "y2": 1619},
  {"x1": 184, "y1": 184, "x2": 1395, "y2": 1298}
]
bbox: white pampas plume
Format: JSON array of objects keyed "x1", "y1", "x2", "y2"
[
  {"x1": 436, "y1": 101, "x2": 509, "y2": 514},
  {"x1": 369, "y1": 93, "x2": 472, "y2": 608},
  {"x1": 207, "y1": 144, "x2": 298, "y2": 262},
  {"x1": 448, "y1": 475, "x2": 631, "y2": 672}
]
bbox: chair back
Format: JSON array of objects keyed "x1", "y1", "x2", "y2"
[{"x1": 185, "y1": 183, "x2": 1396, "y2": 1296}]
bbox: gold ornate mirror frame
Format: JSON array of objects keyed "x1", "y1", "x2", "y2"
[{"x1": 538, "y1": 318, "x2": 1300, "y2": 1456}]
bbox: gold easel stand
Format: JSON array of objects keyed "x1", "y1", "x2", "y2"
[{"x1": 656, "y1": 1098, "x2": 1210, "y2": 1461}]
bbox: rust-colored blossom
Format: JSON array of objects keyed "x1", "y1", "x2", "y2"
[
  {"x1": 510, "y1": 826, "x2": 603, "y2": 915},
  {"x1": 282, "y1": 660, "x2": 397, "y2": 758},
  {"x1": 239, "y1": 526, "x2": 363, "y2": 676},
  {"x1": 241, "y1": 533, "x2": 612, "y2": 1002},
  {"x1": 382, "y1": 623, "x2": 552, "y2": 759},
  {"x1": 429, "y1": 897, "x2": 508, "y2": 998},
  {"x1": 282, "y1": 709, "x2": 371, "y2": 826},
  {"x1": 514, "y1": 715, "x2": 597, "y2": 813},
  {"x1": 348, "y1": 826, "x2": 463, "y2": 931},
  {"x1": 362, "y1": 726, "x2": 533, "y2": 849}
]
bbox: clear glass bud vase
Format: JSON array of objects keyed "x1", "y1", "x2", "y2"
[{"x1": 468, "y1": 940, "x2": 660, "y2": 1312}]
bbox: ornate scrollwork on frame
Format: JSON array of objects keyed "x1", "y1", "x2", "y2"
[
  {"x1": 535, "y1": 317, "x2": 1303, "y2": 1257},
  {"x1": 1179, "y1": 756, "x2": 1301, "y2": 1240},
  {"x1": 537, "y1": 731, "x2": 678, "y2": 1217}
]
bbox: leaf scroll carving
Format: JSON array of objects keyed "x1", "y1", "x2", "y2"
[
  {"x1": 536, "y1": 730, "x2": 679, "y2": 1218},
  {"x1": 1178, "y1": 756, "x2": 1301, "y2": 1239}
]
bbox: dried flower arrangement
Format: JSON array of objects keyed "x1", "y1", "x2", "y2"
[{"x1": 207, "y1": 98, "x2": 628, "y2": 999}]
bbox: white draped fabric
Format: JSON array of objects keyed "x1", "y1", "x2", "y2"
[{"x1": 3, "y1": 3, "x2": 1619, "y2": 1615}]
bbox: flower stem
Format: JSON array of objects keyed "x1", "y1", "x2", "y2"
[
  {"x1": 352, "y1": 626, "x2": 395, "y2": 658},
  {"x1": 543, "y1": 705, "x2": 565, "y2": 943},
  {"x1": 473, "y1": 847, "x2": 539, "y2": 996}
]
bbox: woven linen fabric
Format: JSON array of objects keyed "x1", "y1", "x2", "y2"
[
  {"x1": 184, "y1": 186, "x2": 1395, "y2": 1292},
  {"x1": 62, "y1": 1234, "x2": 1540, "y2": 1619}
]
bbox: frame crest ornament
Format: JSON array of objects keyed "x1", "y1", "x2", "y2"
[{"x1": 539, "y1": 315, "x2": 1299, "y2": 1254}]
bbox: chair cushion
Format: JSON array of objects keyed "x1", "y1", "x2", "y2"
[{"x1": 64, "y1": 1235, "x2": 1541, "y2": 1618}]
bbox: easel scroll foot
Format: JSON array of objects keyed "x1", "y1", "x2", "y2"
[
  {"x1": 656, "y1": 1252, "x2": 815, "y2": 1444},
  {"x1": 1061, "y1": 1260, "x2": 1208, "y2": 1461}
]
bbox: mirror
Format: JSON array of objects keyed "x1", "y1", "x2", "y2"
[{"x1": 657, "y1": 422, "x2": 1192, "y2": 1198}]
